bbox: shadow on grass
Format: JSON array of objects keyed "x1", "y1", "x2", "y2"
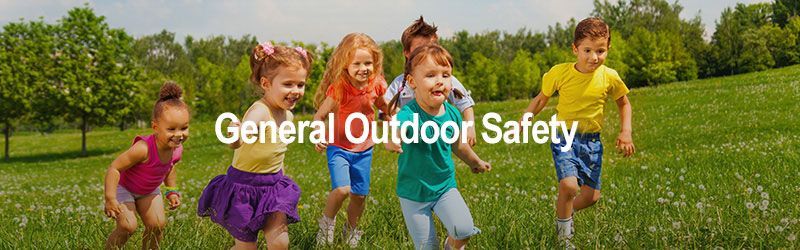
[{"x1": 0, "y1": 148, "x2": 117, "y2": 164}]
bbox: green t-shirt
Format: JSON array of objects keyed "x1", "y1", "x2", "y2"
[{"x1": 396, "y1": 100, "x2": 462, "y2": 202}]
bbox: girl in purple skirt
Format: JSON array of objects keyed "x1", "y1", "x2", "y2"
[{"x1": 197, "y1": 42, "x2": 313, "y2": 249}]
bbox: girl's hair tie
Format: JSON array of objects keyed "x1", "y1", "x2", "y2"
[
  {"x1": 255, "y1": 41, "x2": 275, "y2": 61},
  {"x1": 294, "y1": 47, "x2": 308, "y2": 60}
]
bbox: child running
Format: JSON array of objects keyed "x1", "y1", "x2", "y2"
[
  {"x1": 382, "y1": 16, "x2": 479, "y2": 146},
  {"x1": 312, "y1": 33, "x2": 390, "y2": 247},
  {"x1": 520, "y1": 17, "x2": 635, "y2": 249},
  {"x1": 197, "y1": 42, "x2": 313, "y2": 250},
  {"x1": 103, "y1": 82, "x2": 189, "y2": 250},
  {"x1": 385, "y1": 44, "x2": 491, "y2": 250}
]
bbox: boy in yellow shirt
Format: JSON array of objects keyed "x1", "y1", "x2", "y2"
[{"x1": 521, "y1": 17, "x2": 635, "y2": 248}]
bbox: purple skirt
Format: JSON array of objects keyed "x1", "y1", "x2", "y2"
[{"x1": 197, "y1": 166, "x2": 301, "y2": 242}]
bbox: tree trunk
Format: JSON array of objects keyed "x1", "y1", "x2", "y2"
[
  {"x1": 119, "y1": 120, "x2": 126, "y2": 131},
  {"x1": 3, "y1": 123, "x2": 9, "y2": 161},
  {"x1": 81, "y1": 114, "x2": 87, "y2": 157}
]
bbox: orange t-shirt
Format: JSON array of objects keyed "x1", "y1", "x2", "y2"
[{"x1": 326, "y1": 76, "x2": 387, "y2": 152}]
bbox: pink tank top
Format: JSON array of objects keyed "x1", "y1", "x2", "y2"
[{"x1": 119, "y1": 135, "x2": 183, "y2": 195}]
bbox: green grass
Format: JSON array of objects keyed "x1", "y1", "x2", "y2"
[{"x1": 1, "y1": 65, "x2": 799, "y2": 249}]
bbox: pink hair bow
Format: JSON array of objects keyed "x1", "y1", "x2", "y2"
[
  {"x1": 294, "y1": 47, "x2": 308, "y2": 60},
  {"x1": 255, "y1": 41, "x2": 275, "y2": 61}
]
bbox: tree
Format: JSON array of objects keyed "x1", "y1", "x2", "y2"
[
  {"x1": 464, "y1": 52, "x2": 500, "y2": 101},
  {"x1": 772, "y1": 0, "x2": 800, "y2": 27},
  {"x1": 504, "y1": 50, "x2": 541, "y2": 99},
  {"x1": 51, "y1": 6, "x2": 139, "y2": 156},
  {"x1": 0, "y1": 20, "x2": 55, "y2": 160}
]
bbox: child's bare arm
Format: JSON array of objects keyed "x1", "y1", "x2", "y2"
[
  {"x1": 164, "y1": 167, "x2": 180, "y2": 209},
  {"x1": 103, "y1": 141, "x2": 147, "y2": 217},
  {"x1": 615, "y1": 95, "x2": 635, "y2": 157},
  {"x1": 313, "y1": 97, "x2": 337, "y2": 121},
  {"x1": 453, "y1": 136, "x2": 491, "y2": 173},
  {"x1": 313, "y1": 97, "x2": 337, "y2": 152},
  {"x1": 521, "y1": 92, "x2": 550, "y2": 123}
]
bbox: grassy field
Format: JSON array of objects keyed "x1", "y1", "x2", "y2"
[{"x1": 1, "y1": 65, "x2": 799, "y2": 249}]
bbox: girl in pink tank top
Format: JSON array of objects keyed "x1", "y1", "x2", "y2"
[{"x1": 103, "y1": 82, "x2": 191, "y2": 249}]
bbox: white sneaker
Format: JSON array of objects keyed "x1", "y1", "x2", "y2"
[
  {"x1": 316, "y1": 215, "x2": 335, "y2": 245},
  {"x1": 343, "y1": 224, "x2": 364, "y2": 248},
  {"x1": 556, "y1": 218, "x2": 576, "y2": 250}
]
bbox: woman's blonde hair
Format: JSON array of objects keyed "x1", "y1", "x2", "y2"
[{"x1": 314, "y1": 33, "x2": 383, "y2": 108}]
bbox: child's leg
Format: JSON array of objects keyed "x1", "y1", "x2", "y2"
[
  {"x1": 345, "y1": 148, "x2": 373, "y2": 228},
  {"x1": 231, "y1": 240, "x2": 257, "y2": 250},
  {"x1": 573, "y1": 185, "x2": 601, "y2": 211},
  {"x1": 346, "y1": 194, "x2": 366, "y2": 227},
  {"x1": 323, "y1": 186, "x2": 351, "y2": 218},
  {"x1": 136, "y1": 194, "x2": 166, "y2": 250},
  {"x1": 433, "y1": 189, "x2": 480, "y2": 250},
  {"x1": 398, "y1": 198, "x2": 437, "y2": 249},
  {"x1": 263, "y1": 212, "x2": 289, "y2": 250},
  {"x1": 556, "y1": 177, "x2": 580, "y2": 219},
  {"x1": 105, "y1": 202, "x2": 137, "y2": 250},
  {"x1": 323, "y1": 147, "x2": 353, "y2": 219}
]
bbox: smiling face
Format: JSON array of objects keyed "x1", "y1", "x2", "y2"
[
  {"x1": 572, "y1": 37, "x2": 609, "y2": 73},
  {"x1": 346, "y1": 48, "x2": 375, "y2": 86},
  {"x1": 152, "y1": 107, "x2": 190, "y2": 149},
  {"x1": 261, "y1": 65, "x2": 307, "y2": 110},
  {"x1": 407, "y1": 57, "x2": 452, "y2": 115}
]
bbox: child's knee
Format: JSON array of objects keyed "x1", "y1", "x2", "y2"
[
  {"x1": 349, "y1": 193, "x2": 366, "y2": 201},
  {"x1": 588, "y1": 191, "x2": 601, "y2": 204},
  {"x1": 117, "y1": 221, "x2": 138, "y2": 235},
  {"x1": 266, "y1": 235, "x2": 289, "y2": 249},
  {"x1": 558, "y1": 182, "x2": 580, "y2": 197},
  {"x1": 332, "y1": 186, "x2": 351, "y2": 196}
]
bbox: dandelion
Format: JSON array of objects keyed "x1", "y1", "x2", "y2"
[
  {"x1": 760, "y1": 192, "x2": 769, "y2": 199},
  {"x1": 614, "y1": 233, "x2": 623, "y2": 242},
  {"x1": 657, "y1": 198, "x2": 667, "y2": 204},
  {"x1": 746, "y1": 187, "x2": 753, "y2": 194},
  {"x1": 696, "y1": 202, "x2": 704, "y2": 210},
  {"x1": 649, "y1": 226, "x2": 657, "y2": 233},
  {"x1": 540, "y1": 194, "x2": 548, "y2": 200},
  {"x1": 679, "y1": 176, "x2": 685, "y2": 181},
  {"x1": 746, "y1": 202, "x2": 755, "y2": 210},
  {"x1": 672, "y1": 221, "x2": 681, "y2": 229},
  {"x1": 757, "y1": 185, "x2": 763, "y2": 192},
  {"x1": 698, "y1": 184, "x2": 706, "y2": 191},
  {"x1": 14, "y1": 203, "x2": 21, "y2": 209},
  {"x1": 759, "y1": 200, "x2": 769, "y2": 211},
  {"x1": 789, "y1": 233, "x2": 796, "y2": 242},
  {"x1": 775, "y1": 225, "x2": 784, "y2": 232}
]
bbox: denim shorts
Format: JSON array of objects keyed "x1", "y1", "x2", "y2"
[
  {"x1": 399, "y1": 188, "x2": 481, "y2": 249},
  {"x1": 551, "y1": 132, "x2": 603, "y2": 190},
  {"x1": 326, "y1": 145, "x2": 374, "y2": 196}
]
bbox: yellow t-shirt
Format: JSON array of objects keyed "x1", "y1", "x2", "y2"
[
  {"x1": 231, "y1": 101, "x2": 293, "y2": 174},
  {"x1": 541, "y1": 63, "x2": 629, "y2": 133}
]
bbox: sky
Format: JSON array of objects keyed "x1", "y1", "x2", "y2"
[{"x1": 0, "y1": 0, "x2": 773, "y2": 44}]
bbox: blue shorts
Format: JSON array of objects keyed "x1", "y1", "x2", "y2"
[
  {"x1": 551, "y1": 132, "x2": 603, "y2": 190},
  {"x1": 326, "y1": 145, "x2": 373, "y2": 196}
]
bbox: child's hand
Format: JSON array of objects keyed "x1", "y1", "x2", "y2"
[
  {"x1": 616, "y1": 131, "x2": 635, "y2": 157},
  {"x1": 466, "y1": 126, "x2": 477, "y2": 147},
  {"x1": 104, "y1": 198, "x2": 122, "y2": 219},
  {"x1": 385, "y1": 141, "x2": 403, "y2": 154},
  {"x1": 167, "y1": 194, "x2": 181, "y2": 210},
  {"x1": 470, "y1": 160, "x2": 492, "y2": 173},
  {"x1": 314, "y1": 142, "x2": 328, "y2": 153}
]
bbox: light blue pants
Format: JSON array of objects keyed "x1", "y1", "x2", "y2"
[{"x1": 399, "y1": 188, "x2": 481, "y2": 250}]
